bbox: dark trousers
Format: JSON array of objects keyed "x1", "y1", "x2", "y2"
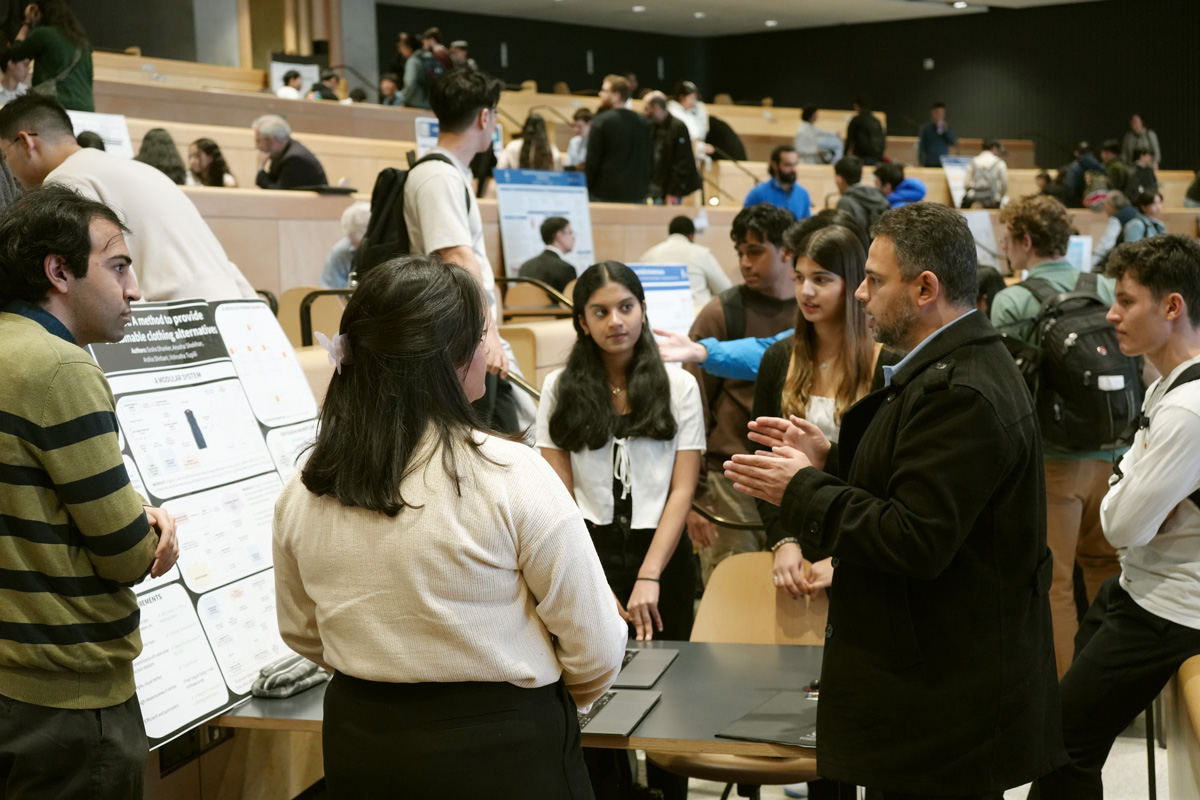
[
  {"x1": 1030, "y1": 576, "x2": 1200, "y2": 799},
  {"x1": 323, "y1": 673, "x2": 593, "y2": 800},
  {"x1": 0, "y1": 692, "x2": 147, "y2": 800}
]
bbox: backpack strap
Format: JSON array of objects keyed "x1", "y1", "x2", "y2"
[
  {"x1": 1136, "y1": 362, "x2": 1200, "y2": 507},
  {"x1": 718, "y1": 286, "x2": 747, "y2": 342}
]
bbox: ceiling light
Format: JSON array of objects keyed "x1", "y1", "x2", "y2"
[
  {"x1": 632, "y1": 5, "x2": 646, "y2": 11},
  {"x1": 952, "y1": 1, "x2": 968, "y2": 7},
  {"x1": 709, "y1": 196, "x2": 720, "y2": 206},
  {"x1": 765, "y1": 19, "x2": 779, "y2": 27},
  {"x1": 694, "y1": 11, "x2": 706, "y2": 18}
]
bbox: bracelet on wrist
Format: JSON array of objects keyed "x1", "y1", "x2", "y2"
[
  {"x1": 771, "y1": 537, "x2": 799, "y2": 553},
  {"x1": 635, "y1": 576, "x2": 660, "y2": 583}
]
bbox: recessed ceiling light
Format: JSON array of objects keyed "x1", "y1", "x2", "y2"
[
  {"x1": 764, "y1": 19, "x2": 779, "y2": 27},
  {"x1": 694, "y1": 11, "x2": 706, "y2": 18},
  {"x1": 632, "y1": 5, "x2": 646, "y2": 11},
  {"x1": 952, "y1": 1, "x2": 968, "y2": 7}
]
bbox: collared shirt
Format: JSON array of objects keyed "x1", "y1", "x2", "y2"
[
  {"x1": 743, "y1": 178, "x2": 812, "y2": 220},
  {"x1": 545, "y1": 243, "x2": 568, "y2": 258},
  {"x1": 882, "y1": 310, "x2": 976, "y2": 387},
  {"x1": 2, "y1": 300, "x2": 75, "y2": 344}
]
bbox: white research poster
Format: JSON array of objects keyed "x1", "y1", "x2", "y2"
[
  {"x1": 627, "y1": 263, "x2": 696, "y2": 338},
  {"x1": 89, "y1": 299, "x2": 318, "y2": 748},
  {"x1": 495, "y1": 169, "x2": 595, "y2": 278}
]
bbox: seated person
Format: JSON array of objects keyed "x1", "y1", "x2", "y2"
[
  {"x1": 874, "y1": 162, "x2": 926, "y2": 208},
  {"x1": 253, "y1": 114, "x2": 328, "y2": 190},
  {"x1": 320, "y1": 201, "x2": 371, "y2": 289},
  {"x1": 516, "y1": 216, "x2": 576, "y2": 294},
  {"x1": 276, "y1": 69, "x2": 303, "y2": 99},
  {"x1": 187, "y1": 137, "x2": 237, "y2": 188},
  {"x1": 1123, "y1": 191, "x2": 1166, "y2": 243}
]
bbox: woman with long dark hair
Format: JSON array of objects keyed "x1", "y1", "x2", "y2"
[
  {"x1": 10, "y1": 0, "x2": 93, "y2": 111},
  {"x1": 751, "y1": 224, "x2": 897, "y2": 598},
  {"x1": 134, "y1": 128, "x2": 187, "y2": 185},
  {"x1": 496, "y1": 113, "x2": 562, "y2": 171},
  {"x1": 538, "y1": 261, "x2": 703, "y2": 641},
  {"x1": 187, "y1": 138, "x2": 238, "y2": 187},
  {"x1": 273, "y1": 255, "x2": 625, "y2": 799}
]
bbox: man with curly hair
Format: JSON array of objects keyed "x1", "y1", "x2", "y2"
[{"x1": 991, "y1": 194, "x2": 1123, "y2": 679}]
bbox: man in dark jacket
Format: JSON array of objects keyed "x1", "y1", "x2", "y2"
[
  {"x1": 642, "y1": 91, "x2": 701, "y2": 204},
  {"x1": 253, "y1": 114, "x2": 329, "y2": 190},
  {"x1": 844, "y1": 94, "x2": 885, "y2": 165},
  {"x1": 916, "y1": 102, "x2": 956, "y2": 167},
  {"x1": 517, "y1": 216, "x2": 577, "y2": 293},
  {"x1": 1064, "y1": 141, "x2": 1106, "y2": 208},
  {"x1": 585, "y1": 75, "x2": 653, "y2": 203},
  {"x1": 834, "y1": 156, "x2": 890, "y2": 234},
  {"x1": 726, "y1": 202, "x2": 1064, "y2": 798}
]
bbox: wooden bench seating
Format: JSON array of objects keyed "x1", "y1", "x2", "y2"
[
  {"x1": 124, "y1": 117, "x2": 415, "y2": 194},
  {"x1": 95, "y1": 52, "x2": 265, "y2": 93}
]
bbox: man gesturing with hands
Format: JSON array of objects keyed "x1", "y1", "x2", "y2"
[{"x1": 725, "y1": 203, "x2": 1064, "y2": 799}]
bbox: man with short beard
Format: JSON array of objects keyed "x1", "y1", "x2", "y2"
[
  {"x1": 726, "y1": 202, "x2": 1063, "y2": 798},
  {"x1": 743, "y1": 144, "x2": 812, "y2": 220}
]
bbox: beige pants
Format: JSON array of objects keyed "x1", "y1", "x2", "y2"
[
  {"x1": 697, "y1": 470, "x2": 765, "y2": 584},
  {"x1": 1044, "y1": 458, "x2": 1123, "y2": 679}
]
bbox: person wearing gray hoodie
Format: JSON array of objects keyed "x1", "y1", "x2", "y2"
[{"x1": 834, "y1": 156, "x2": 890, "y2": 234}]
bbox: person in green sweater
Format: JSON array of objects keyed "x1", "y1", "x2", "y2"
[
  {"x1": 0, "y1": 184, "x2": 178, "y2": 798},
  {"x1": 8, "y1": 0, "x2": 94, "y2": 111}
]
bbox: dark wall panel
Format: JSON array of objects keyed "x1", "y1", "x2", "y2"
[
  {"x1": 376, "y1": 4, "x2": 706, "y2": 102},
  {"x1": 74, "y1": 0, "x2": 197, "y2": 62},
  {"x1": 704, "y1": 0, "x2": 1200, "y2": 170}
]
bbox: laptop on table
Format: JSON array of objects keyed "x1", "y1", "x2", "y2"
[
  {"x1": 612, "y1": 647, "x2": 679, "y2": 689},
  {"x1": 577, "y1": 690, "x2": 661, "y2": 736}
]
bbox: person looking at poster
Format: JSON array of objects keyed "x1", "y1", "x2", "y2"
[
  {"x1": 0, "y1": 184, "x2": 179, "y2": 799},
  {"x1": 273, "y1": 255, "x2": 625, "y2": 799}
]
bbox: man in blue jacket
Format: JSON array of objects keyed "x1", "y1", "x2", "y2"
[
  {"x1": 744, "y1": 145, "x2": 812, "y2": 220},
  {"x1": 874, "y1": 163, "x2": 926, "y2": 208}
]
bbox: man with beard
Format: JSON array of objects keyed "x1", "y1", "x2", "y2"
[
  {"x1": 744, "y1": 145, "x2": 812, "y2": 220},
  {"x1": 584, "y1": 74, "x2": 653, "y2": 203},
  {"x1": 725, "y1": 202, "x2": 1064, "y2": 798}
]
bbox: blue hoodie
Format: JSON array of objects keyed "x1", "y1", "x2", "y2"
[{"x1": 887, "y1": 177, "x2": 927, "y2": 208}]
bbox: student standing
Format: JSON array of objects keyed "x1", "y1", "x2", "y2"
[
  {"x1": 274, "y1": 256, "x2": 626, "y2": 800},
  {"x1": 1031, "y1": 235, "x2": 1200, "y2": 798}
]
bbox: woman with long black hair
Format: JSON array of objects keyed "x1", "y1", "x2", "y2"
[
  {"x1": 537, "y1": 261, "x2": 704, "y2": 644},
  {"x1": 187, "y1": 137, "x2": 238, "y2": 187},
  {"x1": 497, "y1": 112, "x2": 562, "y2": 171},
  {"x1": 273, "y1": 255, "x2": 625, "y2": 799}
]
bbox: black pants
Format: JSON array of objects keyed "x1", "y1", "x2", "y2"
[
  {"x1": 323, "y1": 673, "x2": 593, "y2": 800},
  {"x1": 1030, "y1": 576, "x2": 1200, "y2": 799},
  {"x1": 0, "y1": 692, "x2": 147, "y2": 800}
]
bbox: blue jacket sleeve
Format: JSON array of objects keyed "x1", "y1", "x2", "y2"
[{"x1": 699, "y1": 329, "x2": 794, "y2": 381}]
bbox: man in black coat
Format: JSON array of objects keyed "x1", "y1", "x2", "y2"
[
  {"x1": 517, "y1": 216, "x2": 577, "y2": 294},
  {"x1": 253, "y1": 114, "x2": 329, "y2": 190},
  {"x1": 845, "y1": 94, "x2": 886, "y2": 166},
  {"x1": 642, "y1": 91, "x2": 702, "y2": 204},
  {"x1": 726, "y1": 202, "x2": 1064, "y2": 798},
  {"x1": 584, "y1": 75, "x2": 653, "y2": 203}
]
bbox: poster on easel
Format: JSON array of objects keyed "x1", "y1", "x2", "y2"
[
  {"x1": 90, "y1": 298, "x2": 318, "y2": 748},
  {"x1": 627, "y1": 263, "x2": 695, "y2": 338},
  {"x1": 495, "y1": 169, "x2": 595, "y2": 278}
]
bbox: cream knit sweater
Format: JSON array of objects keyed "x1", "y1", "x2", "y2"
[{"x1": 273, "y1": 431, "x2": 628, "y2": 708}]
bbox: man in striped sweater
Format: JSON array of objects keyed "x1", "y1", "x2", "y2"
[{"x1": 0, "y1": 185, "x2": 178, "y2": 798}]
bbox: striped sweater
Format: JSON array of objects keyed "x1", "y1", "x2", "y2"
[{"x1": 0, "y1": 305, "x2": 158, "y2": 710}]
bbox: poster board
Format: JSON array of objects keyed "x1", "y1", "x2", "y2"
[
  {"x1": 960, "y1": 210, "x2": 1003, "y2": 270},
  {"x1": 268, "y1": 60, "x2": 320, "y2": 97},
  {"x1": 66, "y1": 110, "x2": 134, "y2": 158},
  {"x1": 89, "y1": 298, "x2": 318, "y2": 749},
  {"x1": 627, "y1": 263, "x2": 695, "y2": 338},
  {"x1": 1065, "y1": 235, "x2": 1093, "y2": 272},
  {"x1": 495, "y1": 169, "x2": 595, "y2": 278},
  {"x1": 941, "y1": 155, "x2": 974, "y2": 210}
]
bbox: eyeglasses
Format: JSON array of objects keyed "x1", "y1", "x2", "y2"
[{"x1": 0, "y1": 132, "x2": 36, "y2": 163}]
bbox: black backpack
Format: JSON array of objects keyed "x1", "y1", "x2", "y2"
[
  {"x1": 1000, "y1": 273, "x2": 1143, "y2": 451},
  {"x1": 350, "y1": 153, "x2": 470, "y2": 279}
]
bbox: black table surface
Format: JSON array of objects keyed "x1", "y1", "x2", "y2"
[{"x1": 214, "y1": 640, "x2": 824, "y2": 756}]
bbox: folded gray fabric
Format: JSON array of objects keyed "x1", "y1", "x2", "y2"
[{"x1": 251, "y1": 654, "x2": 330, "y2": 698}]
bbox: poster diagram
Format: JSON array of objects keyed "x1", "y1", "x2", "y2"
[
  {"x1": 90, "y1": 299, "x2": 319, "y2": 749},
  {"x1": 495, "y1": 169, "x2": 595, "y2": 278},
  {"x1": 628, "y1": 264, "x2": 697, "y2": 338},
  {"x1": 196, "y1": 570, "x2": 290, "y2": 695}
]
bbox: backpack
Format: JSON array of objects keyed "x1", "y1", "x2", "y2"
[
  {"x1": 1125, "y1": 165, "x2": 1158, "y2": 199},
  {"x1": 1081, "y1": 169, "x2": 1110, "y2": 210},
  {"x1": 719, "y1": 285, "x2": 749, "y2": 341},
  {"x1": 964, "y1": 159, "x2": 1003, "y2": 208},
  {"x1": 350, "y1": 153, "x2": 470, "y2": 280},
  {"x1": 1000, "y1": 273, "x2": 1144, "y2": 451}
]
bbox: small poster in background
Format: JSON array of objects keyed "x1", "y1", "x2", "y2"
[
  {"x1": 1065, "y1": 235, "x2": 1093, "y2": 272},
  {"x1": 415, "y1": 117, "x2": 503, "y2": 159},
  {"x1": 941, "y1": 155, "x2": 974, "y2": 210},
  {"x1": 496, "y1": 169, "x2": 595, "y2": 277},
  {"x1": 627, "y1": 263, "x2": 695, "y2": 338},
  {"x1": 66, "y1": 110, "x2": 134, "y2": 158}
]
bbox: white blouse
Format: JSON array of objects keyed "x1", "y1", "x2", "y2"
[
  {"x1": 806, "y1": 396, "x2": 840, "y2": 444},
  {"x1": 536, "y1": 366, "x2": 705, "y2": 530}
]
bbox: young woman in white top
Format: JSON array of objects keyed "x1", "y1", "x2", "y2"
[
  {"x1": 273, "y1": 255, "x2": 625, "y2": 799},
  {"x1": 749, "y1": 222, "x2": 895, "y2": 599},
  {"x1": 496, "y1": 113, "x2": 563, "y2": 171},
  {"x1": 537, "y1": 261, "x2": 704, "y2": 643}
]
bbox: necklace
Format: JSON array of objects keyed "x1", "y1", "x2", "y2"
[
  {"x1": 820, "y1": 362, "x2": 828, "y2": 369},
  {"x1": 611, "y1": 385, "x2": 625, "y2": 396}
]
